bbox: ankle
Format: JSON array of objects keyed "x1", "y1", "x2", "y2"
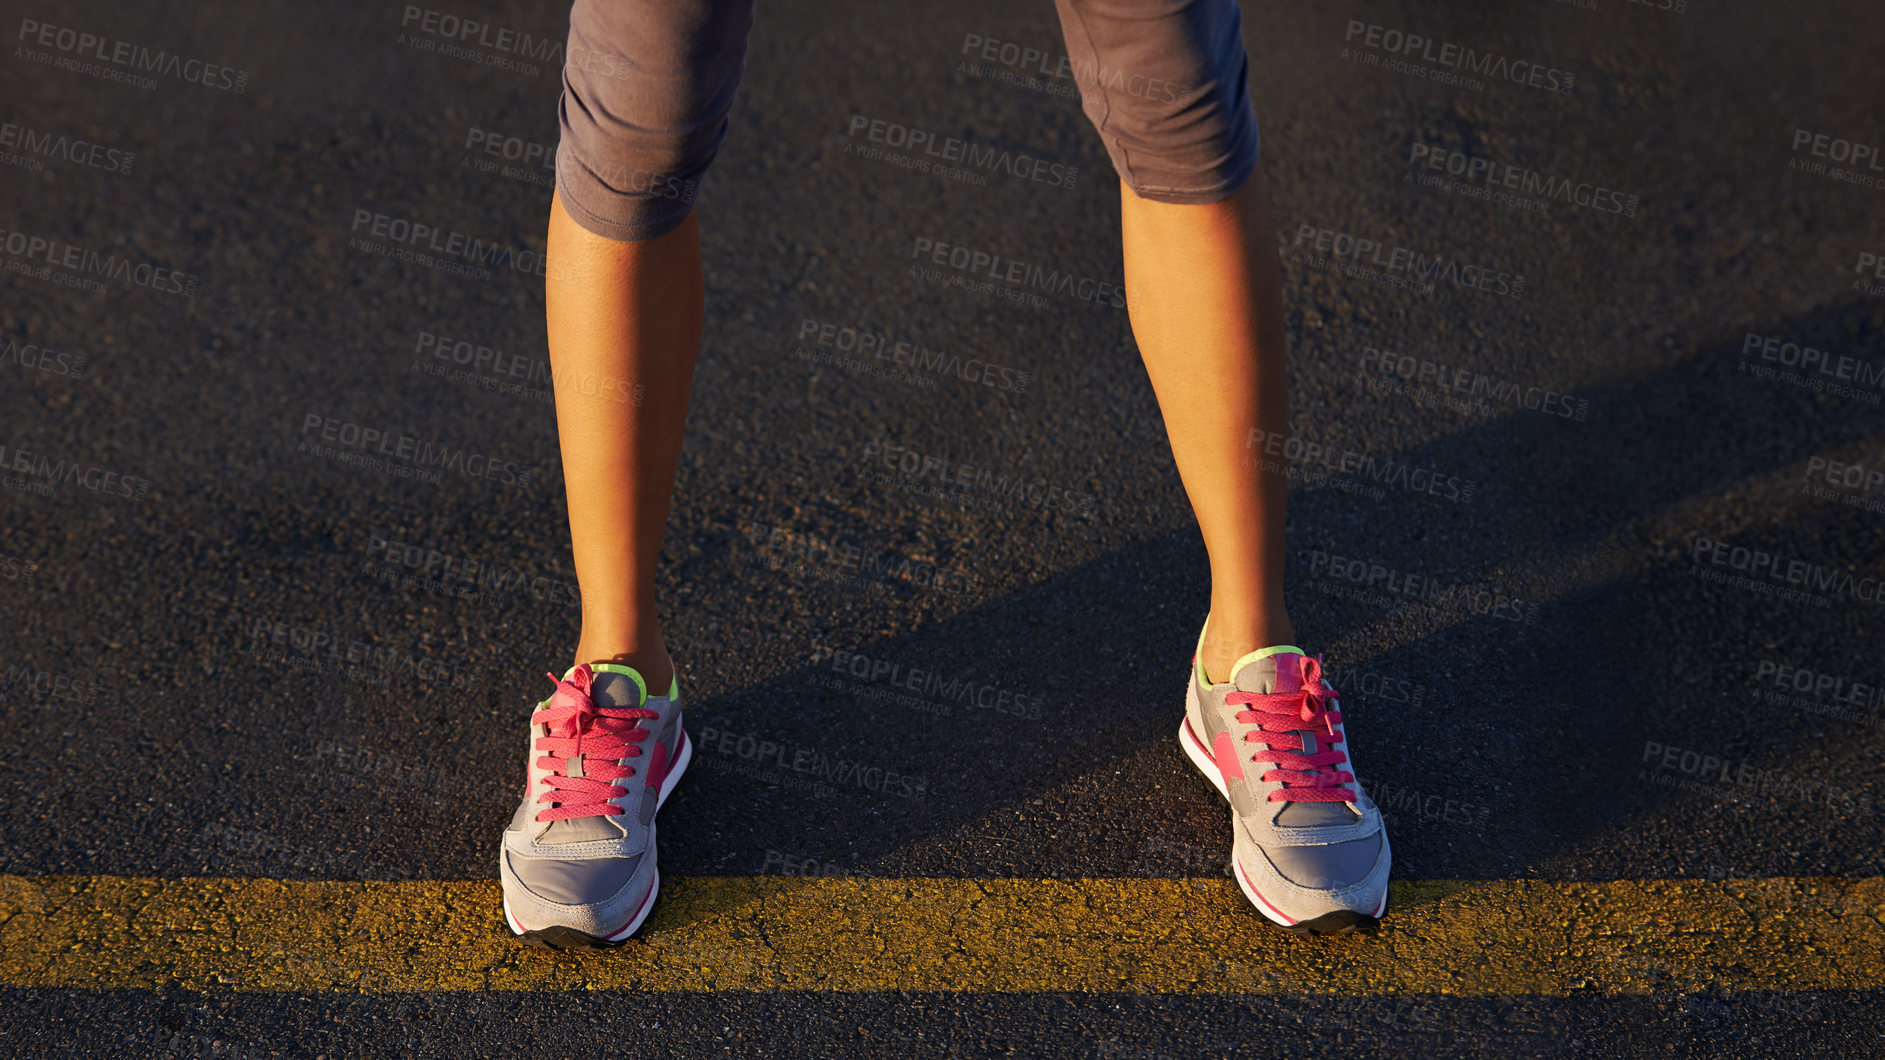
[
  {"x1": 1198, "y1": 614, "x2": 1297, "y2": 683},
  {"x1": 574, "y1": 642, "x2": 675, "y2": 694}
]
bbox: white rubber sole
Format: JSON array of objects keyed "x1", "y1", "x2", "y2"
[
  {"x1": 503, "y1": 727, "x2": 694, "y2": 940},
  {"x1": 1178, "y1": 681, "x2": 1388, "y2": 929}
]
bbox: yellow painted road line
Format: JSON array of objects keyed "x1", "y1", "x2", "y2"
[{"x1": 1, "y1": 875, "x2": 1880, "y2": 994}]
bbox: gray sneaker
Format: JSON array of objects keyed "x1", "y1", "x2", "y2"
[
  {"x1": 1178, "y1": 623, "x2": 1390, "y2": 934},
  {"x1": 499, "y1": 661, "x2": 690, "y2": 948}
]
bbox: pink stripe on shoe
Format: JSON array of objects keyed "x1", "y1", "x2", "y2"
[
  {"x1": 645, "y1": 741, "x2": 670, "y2": 792},
  {"x1": 1212, "y1": 732, "x2": 1245, "y2": 781}
]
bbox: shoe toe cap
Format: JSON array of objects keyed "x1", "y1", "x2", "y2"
[
  {"x1": 505, "y1": 849, "x2": 643, "y2": 905},
  {"x1": 1262, "y1": 832, "x2": 1383, "y2": 891}
]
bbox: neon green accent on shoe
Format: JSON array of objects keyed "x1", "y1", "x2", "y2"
[
  {"x1": 541, "y1": 662, "x2": 677, "y2": 707},
  {"x1": 1225, "y1": 644, "x2": 1304, "y2": 685}
]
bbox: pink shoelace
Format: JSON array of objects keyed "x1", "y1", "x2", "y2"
[
  {"x1": 531, "y1": 664, "x2": 657, "y2": 822},
  {"x1": 1226, "y1": 654, "x2": 1357, "y2": 804}
]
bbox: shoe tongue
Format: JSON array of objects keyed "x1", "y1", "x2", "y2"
[
  {"x1": 1228, "y1": 647, "x2": 1307, "y2": 693},
  {"x1": 539, "y1": 668, "x2": 648, "y2": 845},
  {"x1": 1230, "y1": 649, "x2": 1355, "y2": 828},
  {"x1": 587, "y1": 669, "x2": 646, "y2": 710}
]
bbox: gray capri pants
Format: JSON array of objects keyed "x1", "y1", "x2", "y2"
[{"x1": 556, "y1": 0, "x2": 1260, "y2": 242}]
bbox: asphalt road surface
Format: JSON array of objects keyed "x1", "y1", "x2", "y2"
[{"x1": 1, "y1": 0, "x2": 1883, "y2": 1056}]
